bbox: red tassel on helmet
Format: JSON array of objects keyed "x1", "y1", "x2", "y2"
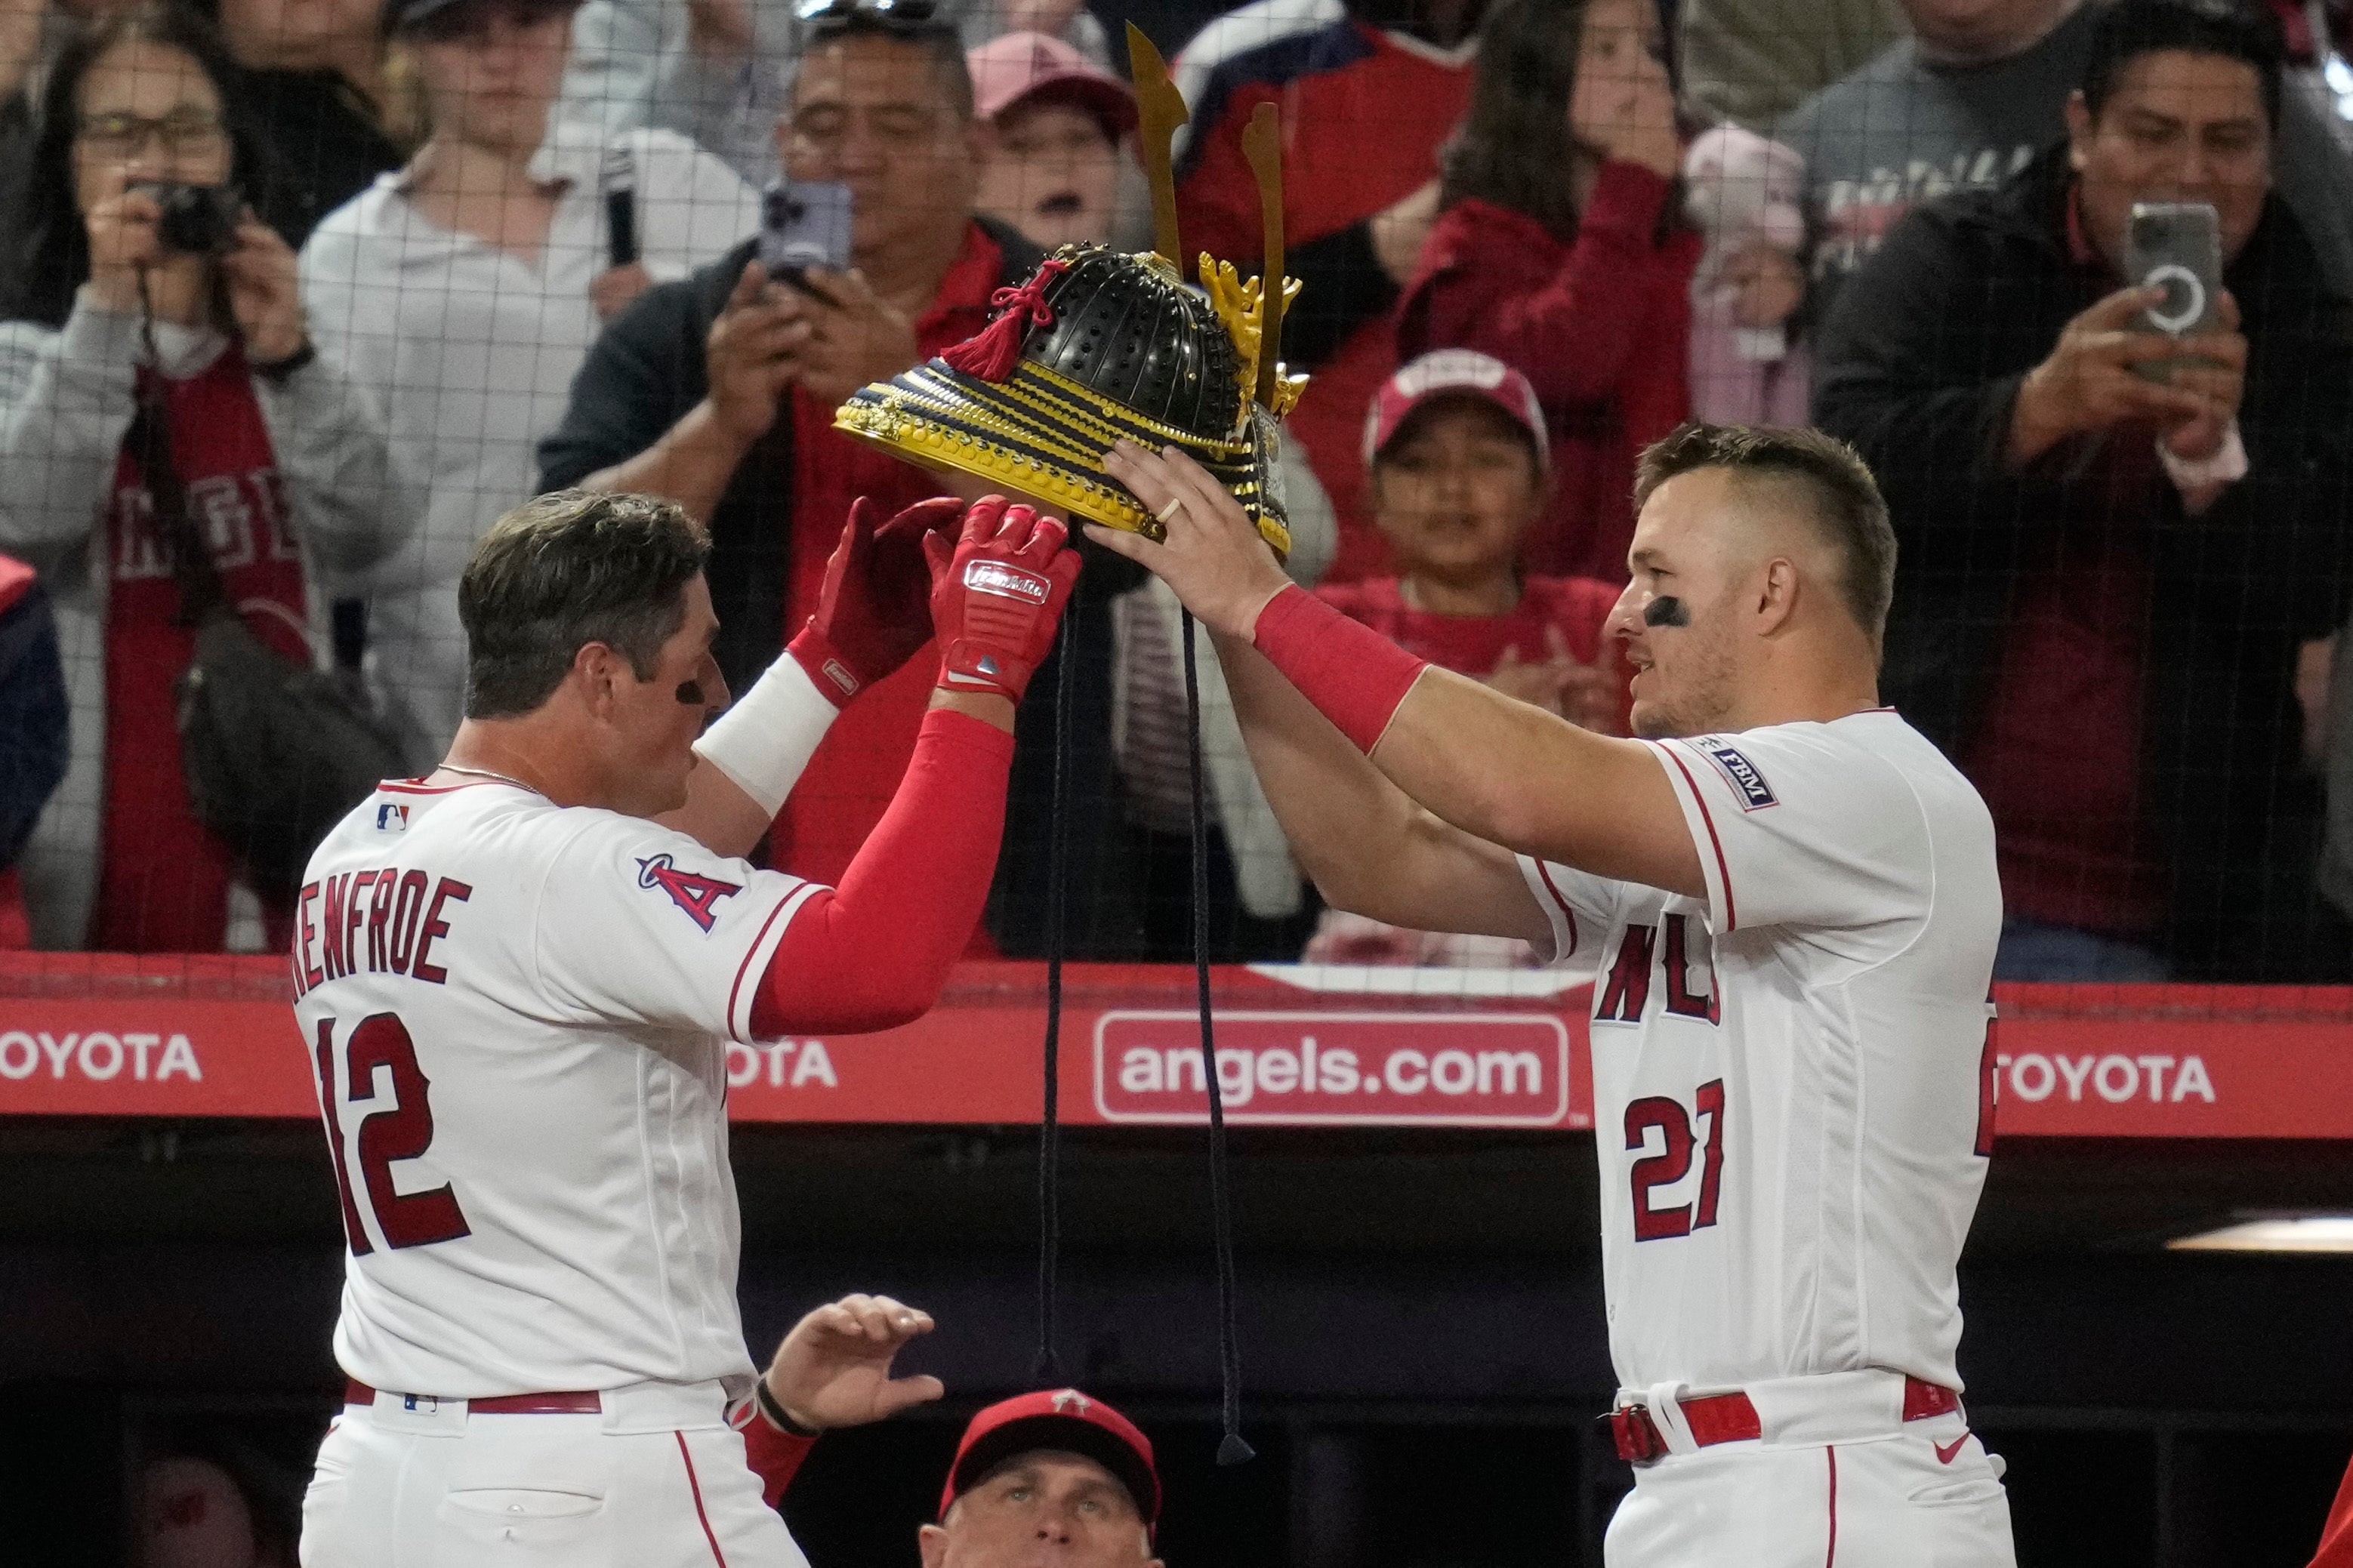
[{"x1": 940, "y1": 258, "x2": 1070, "y2": 382}]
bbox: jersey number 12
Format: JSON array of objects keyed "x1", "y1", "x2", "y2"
[{"x1": 312, "y1": 1013, "x2": 471, "y2": 1255}]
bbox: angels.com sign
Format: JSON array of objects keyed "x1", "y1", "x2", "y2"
[{"x1": 1093, "y1": 1011, "x2": 1573, "y2": 1127}]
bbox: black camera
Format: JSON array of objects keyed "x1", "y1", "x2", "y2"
[{"x1": 131, "y1": 181, "x2": 243, "y2": 256}]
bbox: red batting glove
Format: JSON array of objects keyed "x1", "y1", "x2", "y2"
[
  {"x1": 922, "y1": 495, "x2": 1081, "y2": 703},
  {"x1": 787, "y1": 494, "x2": 965, "y2": 707}
]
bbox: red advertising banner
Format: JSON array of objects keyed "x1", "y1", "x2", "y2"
[
  {"x1": 4, "y1": 959, "x2": 2352, "y2": 1138},
  {"x1": 1983, "y1": 984, "x2": 2353, "y2": 1139},
  {"x1": 0, "y1": 999, "x2": 311, "y2": 1118}
]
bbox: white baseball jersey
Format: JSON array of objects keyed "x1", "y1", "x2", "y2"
[
  {"x1": 291, "y1": 778, "x2": 819, "y2": 1399},
  {"x1": 1521, "y1": 710, "x2": 2000, "y2": 1395}
]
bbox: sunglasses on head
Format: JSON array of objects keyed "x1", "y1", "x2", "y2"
[{"x1": 793, "y1": 0, "x2": 939, "y2": 26}]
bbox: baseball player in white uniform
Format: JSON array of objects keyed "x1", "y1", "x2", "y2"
[
  {"x1": 293, "y1": 487, "x2": 1079, "y2": 1567},
  {"x1": 1090, "y1": 422, "x2": 2013, "y2": 1565}
]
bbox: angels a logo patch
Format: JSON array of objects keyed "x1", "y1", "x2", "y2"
[{"x1": 637, "y1": 854, "x2": 742, "y2": 931}]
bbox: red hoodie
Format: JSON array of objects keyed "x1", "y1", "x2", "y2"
[
  {"x1": 0, "y1": 554, "x2": 37, "y2": 950},
  {"x1": 1398, "y1": 163, "x2": 1701, "y2": 584}
]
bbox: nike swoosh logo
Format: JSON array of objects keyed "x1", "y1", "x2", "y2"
[{"x1": 1935, "y1": 1434, "x2": 1970, "y2": 1465}]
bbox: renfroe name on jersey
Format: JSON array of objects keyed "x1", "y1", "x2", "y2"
[{"x1": 291, "y1": 868, "x2": 472, "y2": 999}]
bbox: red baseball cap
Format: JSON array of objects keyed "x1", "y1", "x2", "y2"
[
  {"x1": 968, "y1": 32, "x2": 1139, "y2": 139},
  {"x1": 939, "y1": 1388, "x2": 1160, "y2": 1528},
  {"x1": 1363, "y1": 348, "x2": 1550, "y2": 470}
]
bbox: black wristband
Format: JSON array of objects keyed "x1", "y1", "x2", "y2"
[
  {"x1": 756, "y1": 1374, "x2": 823, "y2": 1437},
  {"x1": 251, "y1": 340, "x2": 316, "y2": 384}
]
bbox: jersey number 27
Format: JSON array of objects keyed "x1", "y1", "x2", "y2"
[
  {"x1": 311, "y1": 1013, "x2": 471, "y2": 1255},
  {"x1": 1624, "y1": 1080, "x2": 1725, "y2": 1242}
]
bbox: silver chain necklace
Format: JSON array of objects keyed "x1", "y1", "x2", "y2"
[{"x1": 438, "y1": 762, "x2": 542, "y2": 795}]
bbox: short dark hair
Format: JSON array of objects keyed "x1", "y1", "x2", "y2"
[
  {"x1": 2081, "y1": 0, "x2": 2284, "y2": 129},
  {"x1": 458, "y1": 491, "x2": 711, "y2": 719},
  {"x1": 794, "y1": 16, "x2": 974, "y2": 122},
  {"x1": 1633, "y1": 423, "x2": 1897, "y2": 645}
]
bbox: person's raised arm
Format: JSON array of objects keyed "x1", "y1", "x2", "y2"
[
  {"x1": 748, "y1": 498, "x2": 1079, "y2": 1036},
  {"x1": 1095, "y1": 442, "x2": 1701, "y2": 898},
  {"x1": 661, "y1": 494, "x2": 962, "y2": 856},
  {"x1": 0, "y1": 189, "x2": 167, "y2": 562},
  {"x1": 567, "y1": 260, "x2": 804, "y2": 522},
  {"x1": 740, "y1": 1292, "x2": 943, "y2": 1508},
  {"x1": 1399, "y1": 50, "x2": 1682, "y2": 408},
  {"x1": 1210, "y1": 626, "x2": 1550, "y2": 943},
  {"x1": 0, "y1": 310, "x2": 138, "y2": 561}
]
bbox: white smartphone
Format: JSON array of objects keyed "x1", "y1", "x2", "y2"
[{"x1": 2125, "y1": 201, "x2": 2222, "y2": 382}]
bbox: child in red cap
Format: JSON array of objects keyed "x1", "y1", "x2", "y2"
[{"x1": 1308, "y1": 350, "x2": 1631, "y2": 967}]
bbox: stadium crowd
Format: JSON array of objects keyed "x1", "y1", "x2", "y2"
[{"x1": 2, "y1": 0, "x2": 2351, "y2": 984}]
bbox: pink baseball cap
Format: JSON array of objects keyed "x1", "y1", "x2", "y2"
[
  {"x1": 967, "y1": 32, "x2": 1139, "y2": 137},
  {"x1": 939, "y1": 1388, "x2": 1160, "y2": 1528},
  {"x1": 1363, "y1": 349, "x2": 1550, "y2": 470}
]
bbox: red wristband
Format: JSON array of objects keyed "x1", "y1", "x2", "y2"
[{"x1": 1251, "y1": 584, "x2": 1429, "y2": 753}]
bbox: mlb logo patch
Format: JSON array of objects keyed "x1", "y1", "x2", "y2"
[
  {"x1": 375, "y1": 803, "x2": 409, "y2": 831},
  {"x1": 1697, "y1": 739, "x2": 1776, "y2": 811}
]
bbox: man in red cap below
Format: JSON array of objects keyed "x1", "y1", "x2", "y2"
[
  {"x1": 924, "y1": 1388, "x2": 1161, "y2": 1566},
  {"x1": 741, "y1": 1368, "x2": 1160, "y2": 1566}
]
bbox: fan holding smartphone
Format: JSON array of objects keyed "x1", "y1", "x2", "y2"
[
  {"x1": 757, "y1": 177, "x2": 856, "y2": 285},
  {"x1": 1995, "y1": 6, "x2": 2277, "y2": 498},
  {"x1": 538, "y1": 0, "x2": 1134, "y2": 911},
  {"x1": 1811, "y1": 0, "x2": 2353, "y2": 991},
  {"x1": 2004, "y1": 192, "x2": 2250, "y2": 495}
]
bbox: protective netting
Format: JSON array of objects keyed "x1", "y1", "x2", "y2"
[{"x1": 3, "y1": 0, "x2": 2351, "y2": 984}]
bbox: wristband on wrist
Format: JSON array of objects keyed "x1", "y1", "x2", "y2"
[
  {"x1": 2156, "y1": 420, "x2": 2247, "y2": 489},
  {"x1": 1250, "y1": 584, "x2": 1429, "y2": 753},
  {"x1": 692, "y1": 652, "x2": 840, "y2": 817},
  {"x1": 786, "y1": 621, "x2": 866, "y2": 708},
  {"x1": 251, "y1": 340, "x2": 316, "y2": 384},
  {"x1": 754, "y1": 1372, "x2": 825, "y2": 1437}
]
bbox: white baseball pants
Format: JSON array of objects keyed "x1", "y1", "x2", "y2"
[
  {"x1": 1606, "y1": 1418, "x2": 2016, "y2": 1567},
  {"x1": 300, "y1": 1382, "x2": 808, "y2": 1568}
]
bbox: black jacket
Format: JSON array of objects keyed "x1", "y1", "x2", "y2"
[
  {"x1": 0, "y1": 562, "x2": 66, "y2": 870},
  {"x1": 538, "y1": 221, "x2": 1152, "y2": 956},
  {"x1": 1815, "y1": 144, "x2": 2353, "y2": 979},
  {"x1": 243, "y1": 70, "x2": 404, "y2": 248}
]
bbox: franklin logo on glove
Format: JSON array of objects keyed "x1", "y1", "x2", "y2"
[
  {"x1": 922, "y1": 496, "x2": 1083, "y2": 706},
  {"x1": 963, "y1": 560, "x2": 1052, "y2": 605}
]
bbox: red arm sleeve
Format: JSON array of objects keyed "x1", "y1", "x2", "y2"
[
  {"x1": 750, "y1": 707, "x2": 1013, "y2": 1037},
  {"x1": 2312, "y1": 1453, "x2": 2353, "y2": 1568},
  {"x1": 741, "y1": 1416, "x2": 818, "y2": 1510},
  {"x1": 1404, "y1": 165, "x2": 1689, "y2": 408}
]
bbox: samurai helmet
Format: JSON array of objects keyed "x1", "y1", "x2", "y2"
[{"x1": 832, "y1": 26, "x2": 1305, "y2": 554}]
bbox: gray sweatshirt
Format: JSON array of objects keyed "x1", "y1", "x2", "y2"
[{"x1": 0, "y1": 297, "x2": 399, "y2": 947}]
